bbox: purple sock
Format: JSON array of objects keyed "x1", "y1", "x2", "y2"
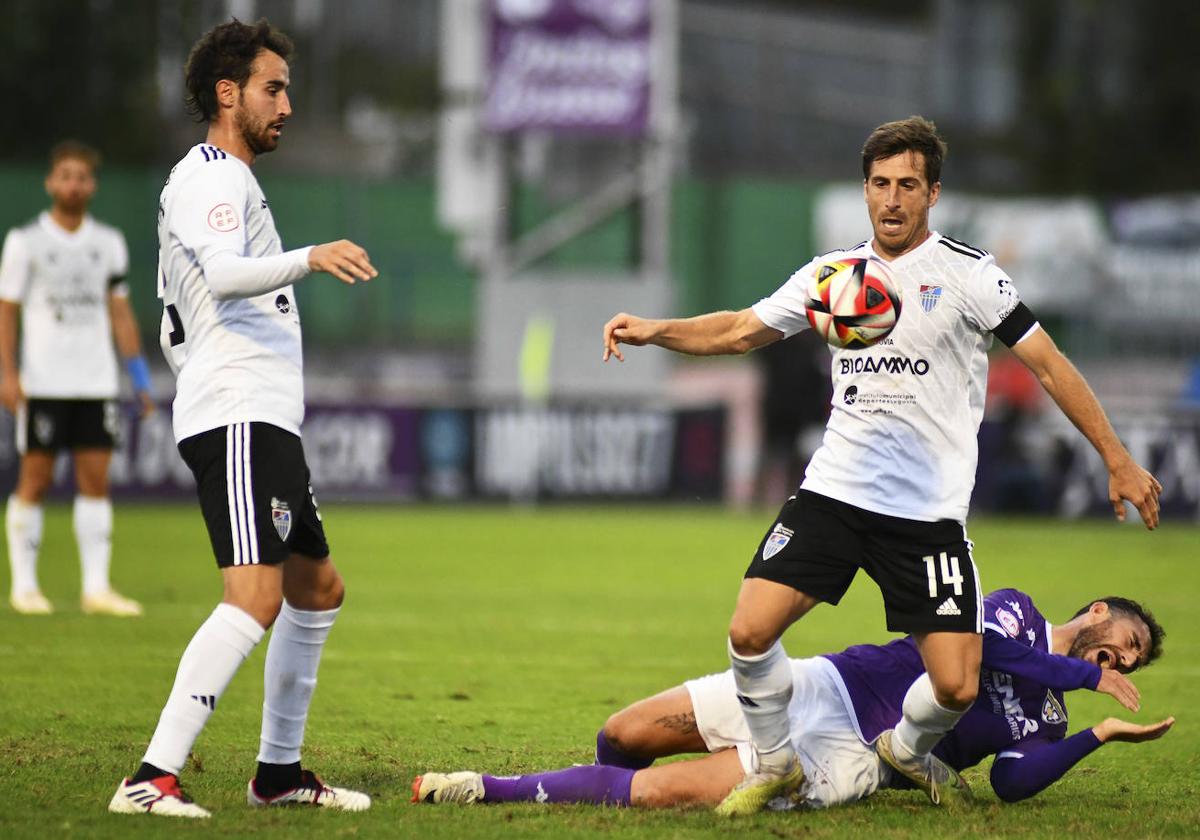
[
  {"x1": 482, "y1": 765, "x2": 634, "y2": 806},
  {"x1": 595, "y1": 729, "x2": 653, "y2": 769}
]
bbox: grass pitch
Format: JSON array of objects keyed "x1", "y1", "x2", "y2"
[{"x1": 1, "y1": 504, "x2": 1197, "y2": 838}]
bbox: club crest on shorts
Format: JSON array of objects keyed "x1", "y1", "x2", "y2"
[
  {"x1": 762, "y1": 523, "x2": 794, "y2": 561},
  {"x1": 270, "y1": 497, "x2": 292, "y2": 541},
  {"x1": 1041, "y1": 691, "x2": 1067, "y2": 725},
  {"x1": 33, "y1": 412, "x2": 55, "y2": 444}
]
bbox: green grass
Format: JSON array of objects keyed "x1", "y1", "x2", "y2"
[{"x1": 1, "y1": 505, "x2": 1197, "y2": 838}]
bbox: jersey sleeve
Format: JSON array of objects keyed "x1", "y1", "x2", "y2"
[
  {"x1": 982, "y1": 633, "x2": 1101, "y2": 691},
  {"x1": 989, "y1": 729, "x2": 1102, "y2": 802},
  {"x1": 0, "y1": 229, "x2": 31, "y2": 304},
  {"x1": 960, "y1": 257, "x2": 1038, "y2": 347},
  {"x1": 108, "y1": 229, "x2": 130, "y2": 297},
  {"x1": 750, "y1": 261, "x2": 817, "y2": 339},
  {"x1": 167, "y1": 159, "x2": 250, "y2": 271}
]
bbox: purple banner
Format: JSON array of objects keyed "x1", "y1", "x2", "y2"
[
  {"x1": 0, "y1": 402, "x2": 725, "y2": 503},
  {"x1": 486, "y1": 0, "x2": 652, "y2": 135}
]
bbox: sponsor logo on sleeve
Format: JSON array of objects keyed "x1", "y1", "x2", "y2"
[{"x1": 207, "y1": 203, "x2": 240, "y2": 232}]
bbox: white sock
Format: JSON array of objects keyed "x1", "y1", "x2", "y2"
[
  {"x1": 729, "y1": 638, "x2": 794, "y2": 771},
  {"x1": 143, "y1": 603, "x2": 265, "y2": 775},
  {"x1": 258, "y1": 601, "x2": 339, "y2": 765},
  {"x1": 6, "y1": 496, "x2": 43, "y2": 597},
  {"x1": 73, "y1": 495, "x2": 113, "y2": 596},
  {"x1": 892, "y1": 673, "x2": 968, "y2": 762}
]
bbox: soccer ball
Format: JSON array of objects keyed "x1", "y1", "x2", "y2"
[{"x1": 804, "y1": 258, "x2": 902, "y2": 350}]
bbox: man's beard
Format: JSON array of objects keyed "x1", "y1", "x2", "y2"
[
  {"x1": 236, "y1": 106, "x2": 277, "y2": 156},
  {"x1": 1067, "y1": 619, "x2": 1113, "y2": 661}
]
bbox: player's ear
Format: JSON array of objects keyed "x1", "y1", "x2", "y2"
[
  {"x1": 1090, "y1": 601, "x2": 1109, "y2": 620},
  {"x1": 928, "y1": 181, "x2": 941, "y2": 208},
  {"x1": 215, "y1": 78, "x2": 239, "y2": 111}
]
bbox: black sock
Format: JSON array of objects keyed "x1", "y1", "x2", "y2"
[
  {"x1": 255, "y1": 761, "x2": 303, "y2": 794},
  {"x1": 131, "y1": 762, "x2": 172, "y2": 784}
]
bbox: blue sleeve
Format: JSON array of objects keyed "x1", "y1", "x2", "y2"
[
  {"x1": 982, "y1": 632, "x2": 1101, "y2": 691},
  {"x1": 990, "y1": 730, "x2": 1102, "y2": 802}
]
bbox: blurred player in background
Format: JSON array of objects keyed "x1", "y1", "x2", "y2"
[
  {"x1": 0, "y1": 140, "x2": 154, "y2": 617},
  {"x1": 108, "y1": 19, "x2": 377, "y2": 819},
  {"x1": 415, "y1": 590, "x2": 1171, "y2": 809},
  {"x1": 602, "y1": 116, "x2": 1162, "y2": 814}
]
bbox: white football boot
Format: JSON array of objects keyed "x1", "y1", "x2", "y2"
[
  {"x1": 108, "y1": 775, "x2": 211, "y2": 818},
  {"x1": 10, "y1": 591, "x2": 53, "y2": 615},
  {"x1": 411, "y1": 771, "x2": 486, "y2": 804},
  {"x1": 247, "y1": 769, "x2": 371, "y2": 811},
  {"x1": 82, "y1": 590, "x2": 144, "y2": 617}
]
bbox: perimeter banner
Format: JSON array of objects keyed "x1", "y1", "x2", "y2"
[
  {"x1": 485, "y1": 0, "x2": 652, "y2": 134},
  {"x1": 0, "y1": 403, "x2": 725, "y2": 503}
]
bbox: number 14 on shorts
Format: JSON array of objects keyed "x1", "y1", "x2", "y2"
[{"x1": 923, "y1": 552, "x2": 964, "y2": 597}]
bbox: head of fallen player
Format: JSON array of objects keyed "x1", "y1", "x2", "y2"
[
  {"x1": 184, "y1": 18, "x2": 294, "y2": 157},
  {"x1": 45, "y1": 140, "x2": 99, "y2": 216},
  {"x1": 1067, "y1": 596, "x2": 1165, "y2": 674}
]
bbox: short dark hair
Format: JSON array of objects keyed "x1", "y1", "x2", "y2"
[
  {"x1": 48, "y1": 140, "x2": 100, "y2": 173},
  {"x1": 184, "y1": 18, "x2": 294, "y2": 123},
  {"x1": 1073, "y1": 596, "x2": 1166, "y2": 667},
  {"x1": 861, "y1": 116, "x2": 947, "y2": 186}
]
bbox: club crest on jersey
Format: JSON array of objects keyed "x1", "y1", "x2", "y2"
[
  {"x1": 1041, "y1": 691, "x2": 1067, "y2": 725},
  {"x1": 995, "y1": 608, "x2": 1021, "y2": 638},
  {"x1": 276, "y1": 294, "x2": 291, "y2": 314},
  {"x1": 919, "y1": 284, "x2": 942, "y2": 313},
  {"x1": 762, "y1": 523, "x2": 794, "y2": 561},
  {"x1": 270, "y1": 497, "x2": 292, "y2": 541}
]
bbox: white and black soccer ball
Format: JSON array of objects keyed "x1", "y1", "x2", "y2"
[{"x1": 804, "y1": 258, "x2": 902, "y2": 350}]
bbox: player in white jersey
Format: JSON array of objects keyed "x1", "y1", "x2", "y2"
[
  {"x1": 0, "y1": 141, "x2": 153, "y2": 617},
  {"x1": 108, "y1": 19, "x2": 376, "y2": 820},
  {"x1": 601, "y1": 116, "x2": 1162, "y2": 815}
]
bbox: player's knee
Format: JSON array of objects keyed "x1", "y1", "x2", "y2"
[
  {"x1": 933, "y1": 680, "x2": 977, "y2": 710},
  {"x1": 316, "y1": 569, "x2": 345, "y2": 610},
  {"x1": 727, "y1": 620, "x2": 777, "y2": 657},
  {"x1": 602, "y1": 710, "x2": 647, "y2": 755}
]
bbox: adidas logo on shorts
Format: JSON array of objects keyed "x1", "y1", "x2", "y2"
[{"x1": 936, "y1": 597, "x2": 961, "y2": 616}]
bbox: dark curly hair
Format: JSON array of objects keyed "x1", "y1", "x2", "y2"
[
  {"x1": 1073, "y1": 596, "x2": 1166, "y2": 667},
  {"x1": 861, "y1": 115, "x2": 948, "y2": 186},
  {"x1": 184, "y1": 18, "x2": 294, "y2": 123}
]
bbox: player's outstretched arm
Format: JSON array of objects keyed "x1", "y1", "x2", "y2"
[
  {"x1": 308, "y1": 240, "x2": 377, "y2": 285},
  {"x1": 1009, "y1": 328, "x2": 1161, "y2": 529},
  {"x1": 602, "y1": 308, "x2": 781, "y2": 362},
  {"x1": 989, "y1": 716, "x2": 1174, "y2": 803}
]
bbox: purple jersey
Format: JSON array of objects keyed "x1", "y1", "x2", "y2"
[{"x1": 824, "y1": 588, "x2": 1102, "y2": 773}]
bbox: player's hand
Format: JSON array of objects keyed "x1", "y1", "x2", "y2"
[
  {"x1": 602, "y1": 312, "x2": 659, "y2": 362},
  {"x1": 1095, "y1": 668, "x2": 1141, "y2": 712},
  {"x1": 136, "y1": 391, "x2": 157, "y2": 419},
  {"x1": 0, "y1": 376, "x2": 23, "y2": 413},
  {"x1": 309, "y1": 240, "x2": 378, "y2": 285},
  {"x1": 1109, "y1": 457, "x2": 1161, "y2": 529},
  {"x1": 1093, "y1": 716, "x2": 1174, "y2": 744}
]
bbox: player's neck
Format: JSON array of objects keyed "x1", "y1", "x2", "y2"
[
  {"x1": 1050, "y1": 621, "x2": 1073, "y2": 655},
  {"x1": 48, "y1": 205, "x2": 86, "y2": 233},
  {"x1": 205, "y1": 124, "x2": 255, "y2": 167}
]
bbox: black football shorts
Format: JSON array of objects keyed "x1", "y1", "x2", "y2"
[
  {"x1": 745, "y1": 490, "x2": 981, "y2": 633},
  {"x1": 18, "y1": 398, "x2": 118, "y2": 453},
  {"x1": 177, "y1": 421, "x2": 330, "y2": 568}
]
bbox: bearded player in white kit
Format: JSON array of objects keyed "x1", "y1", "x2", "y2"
[
  {"x1": 602, "y1": 116, "x2": 1162, "y2": 815},
  {"x1": 0, "y1": 141, "x2": 153, "y2": 617},
  {"x1": 108, "y1": 19, "x2": 377, "y2": 819}
]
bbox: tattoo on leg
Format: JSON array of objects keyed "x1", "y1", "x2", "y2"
[{"x1": 653, "y1": 711, "x2": 698, "y2": 735}]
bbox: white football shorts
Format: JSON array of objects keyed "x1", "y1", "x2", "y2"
[{"x1": 684, "y1": 656, "x2": 892, "y2": 808}]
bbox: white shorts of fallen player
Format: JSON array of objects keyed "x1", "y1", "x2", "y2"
[{"x1": 685, "y1": 657, "x2": 893, "y2": 809}]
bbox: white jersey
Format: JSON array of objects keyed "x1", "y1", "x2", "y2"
[
  {"x1": 752, "y1": 232, "x2": 1037, "y2": 523},
  {"x1": 0, "y1": 213, "x2": 128, "y2": 399},
  {"x1": 157, "y1": 144, "x2": 307, "y2": 442}
]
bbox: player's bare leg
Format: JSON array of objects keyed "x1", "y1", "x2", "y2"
[
  {"x1": 599, "y1": 685, "x2": 708, "y2": 765},
  {"x1": 7, "y1": 451, "x2": 53, "y2": 613},
  {"x1": 248, "y1": 554, "x2": 369, "y2": 811},
  {"x1": 716, "y1": 579, "x2": 818, "y2": 815},
  {"x1": 73, "y1": 448, "x2": 141, "y2": 616},
  {"x1": 875, "y1": 631, "x2": 979, "y2": 807}
]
